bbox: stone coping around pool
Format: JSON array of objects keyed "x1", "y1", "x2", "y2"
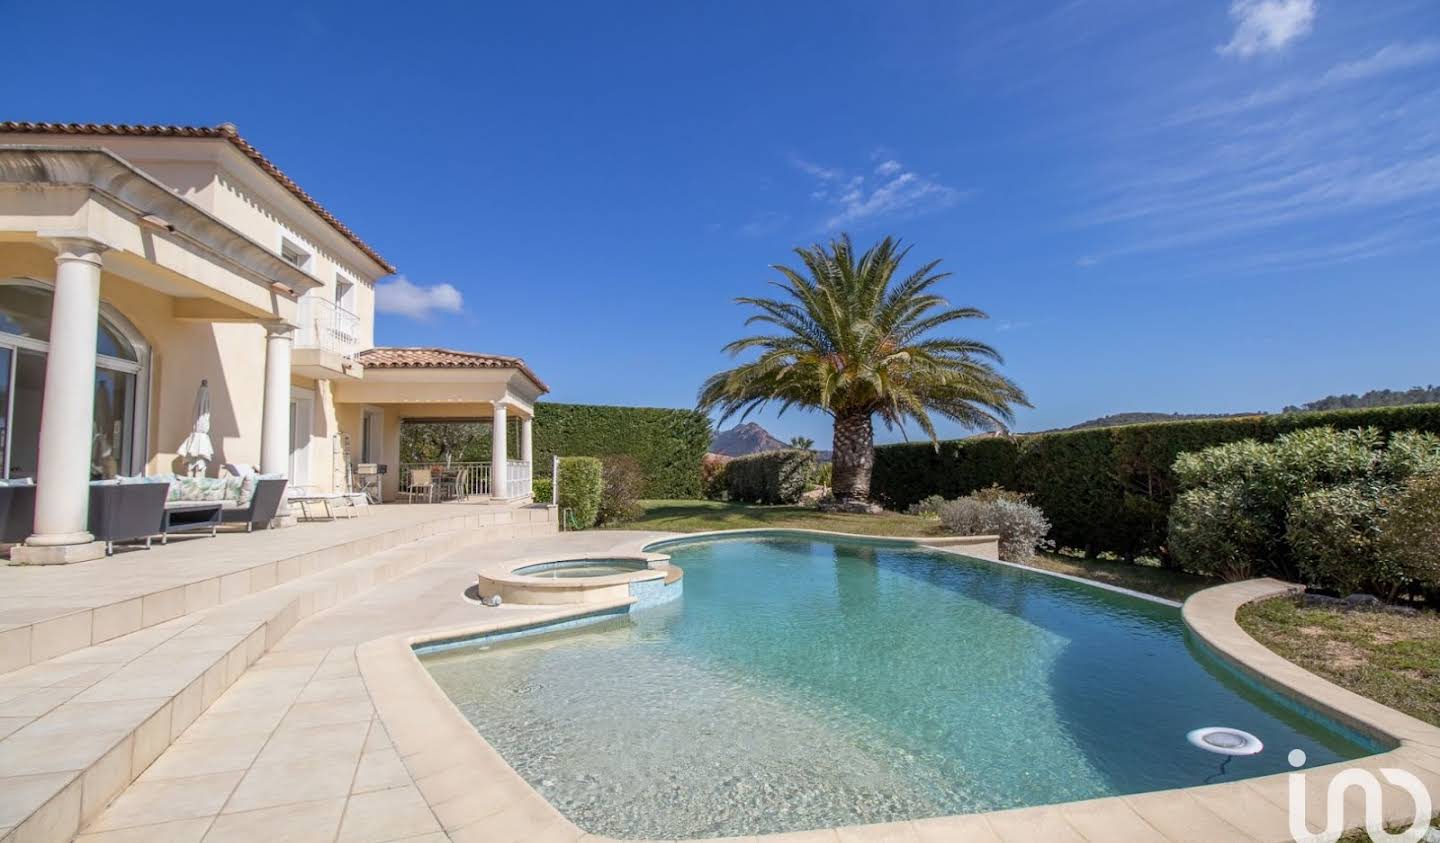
[
  {"x1": 358, "y1": 540, "x2": 1440, "y2": 843},
  {"x1": 625, "y1": 526, "x2": 1002, "y2": 561}
]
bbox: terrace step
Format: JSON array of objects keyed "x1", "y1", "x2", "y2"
[
  {"x1": 0, "y1": 520, "x2": 523, "y2": 843},
  {"x1": 0, "y1": 504, "x2": 556, "y2": 676}
]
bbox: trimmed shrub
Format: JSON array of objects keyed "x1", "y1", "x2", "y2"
[
  {"x1": 1170, "y1": 427, "x2": 1440, "y2": 592},
  {"x1": 1286, "y1": 482, "x2": 1388, "y2": 596},
  {"x1": 533, "y1": 403, "x2": 711, "y2": 498},
  {"x1": 723, "y1": 449, "x2": 816, "y2": 504},
  {"x1": 597, "y1": 455, "x2": 644, "y2": 525},
  {"x1": 906, "y1": 494, "x2": 947, "y2": 517},
  {"x1": 700, "y1": 454, "x2": 730, "y2": 501},
  {"x1": 1169, "y1": 482, "x2": 1269, "y2": 581},
  {"x1": 532, "y1": 477, "x2": 552, "y2": 504},
  {"x1": 937, "y1": 495, "x2": 1051, "y2": 563},
  {"x1": 872, "y1": 403, "x2": 1440, "y2": 562},
  {"x1": 1379, "y1": 473, "x2": 1440, "y2": 596},
  {"x1": 556, "y1": 457, "x2": 603, "y2": 529}
]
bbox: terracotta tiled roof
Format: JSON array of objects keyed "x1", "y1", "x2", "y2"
[
  {"x1": 357, "y1": 347, "x2": 549, "y2": 393},
  {"x1": 0, "y1": 121, "x2": 395, "y2": 274}
]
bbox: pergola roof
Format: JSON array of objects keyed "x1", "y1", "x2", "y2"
[{"x1": 357, "y1": 347, "x2": 548, "y2": 393}]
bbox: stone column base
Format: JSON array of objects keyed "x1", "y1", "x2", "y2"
[{"x1": 9, "y1": 541, "x2": 107, "y2": 565}]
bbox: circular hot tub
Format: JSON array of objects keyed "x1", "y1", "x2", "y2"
[
  {"x1": 513, "y1": 559, "x2": 653, "y2": 579},
  {"x1": 477, "y1": 553, "x2": 682, "y2": 607}
]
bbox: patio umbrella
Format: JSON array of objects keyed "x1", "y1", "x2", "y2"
[{"x1": 177, "y1": 379, "x2": 213, "y2": 477}]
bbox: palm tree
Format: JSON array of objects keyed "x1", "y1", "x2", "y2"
[
  {"x1": 788, "y1": 435, "x2": 816, "y2": 451},
  {"x1": 698, "y1": 235, "x2": 1028, "y2": 505}
]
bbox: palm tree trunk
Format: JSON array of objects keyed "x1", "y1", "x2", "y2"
[{"x1": 831, "y1": 409, "x2": 874, "y2": 503}]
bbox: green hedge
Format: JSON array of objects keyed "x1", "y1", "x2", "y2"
[
  {"x1": 556, "y1": 457, "x2": 603, "y2": 529},
  {"x1": 722, "y1": 449, "x2": 816, "y2": 504},
  {"x1": 872, "y1": 404, "x2": 1440, "y2": 560},
  {"x1": 532, "y1": 403, "x2": 711, "y2": 499}
]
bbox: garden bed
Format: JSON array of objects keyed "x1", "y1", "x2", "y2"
[{"x1": 1238, "y1": 595, "x2": 1440, "y2": 728}]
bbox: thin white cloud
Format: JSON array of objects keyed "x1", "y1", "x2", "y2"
[
  {"x1": 375, "y1": 276, "x2": 464, "y2": 319},
  {"x1": 1071, "y1": 32, "x2": 1440, "y2": 272},
  {"x1": 1219, "y1": 0, "x2": 1316, "y2": 58},
  {"x1": 790, "y1": 153, "x2": 968, "y2": 230},
  {"x1": 1181, "y1": 40, "x2": 1440, "y2": 121},
  {"x1": 824, "y1": 172, "x2": 966, "y2": 229},
  {"x1": 790, "y1": 157, "x2": 841, "y2": 181}
]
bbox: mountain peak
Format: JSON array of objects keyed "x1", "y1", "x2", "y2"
[{"x1": 710, "y1": 422, "x2": 789, "y2": 457}]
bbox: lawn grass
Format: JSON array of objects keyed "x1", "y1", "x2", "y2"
[
  {"x1": 1238, "y1": 596, "x2": 1440, "y2": 728},
  {"x1": 611, "y1": 500, "x2": 1217, "y2": 601},
  {"x1": 610, "y1": 499, "x2": 948, "y2": 537}
]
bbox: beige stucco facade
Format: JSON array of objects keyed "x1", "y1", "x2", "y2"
[{"x1": 0, "y1": 124, "x2": 544, "y2": 562}]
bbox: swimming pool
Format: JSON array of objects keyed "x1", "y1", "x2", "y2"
[{"x1": 421, "y1": 534, "x2": 1379, "y2": 839}]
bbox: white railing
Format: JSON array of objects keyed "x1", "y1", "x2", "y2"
[
  {"x1": 398, "y1": 462, "x2": 490, "y2": 500},
  {"x1": 397, "y1": 460, "x2": 533, "y2": 501},
  {"x1": 506, "y1": 459, "x2": 532, "y2": 499},
  {"x1": 296, "y1": 297, "x2": 362, "y2": 359}
]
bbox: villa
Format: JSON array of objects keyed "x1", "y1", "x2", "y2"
[{"x1": 0, "y1": 122, "x2": 542, "y2": 564}]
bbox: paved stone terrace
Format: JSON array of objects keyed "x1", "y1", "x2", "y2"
[
  {"x1": 0, "y1": 503, "x2": 556, "y2": 843},
  {"x1": 72, "y1": 531, "x2": 650, "y2": 843}
]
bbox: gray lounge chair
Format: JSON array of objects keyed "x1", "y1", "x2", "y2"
[
  {"x1": 89, "y1": 482, "x2": 170, "y2": 554},
  {"x1": 221, "y1": 477, "x2": 288, "y2": 531},
  {"x1": 0, "y1": 483, "x2": 37, "y2": 544}
]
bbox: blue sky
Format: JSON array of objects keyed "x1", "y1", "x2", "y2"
[{"x1": 3, "y1": 0, "x2": 1437, "y2": 447}]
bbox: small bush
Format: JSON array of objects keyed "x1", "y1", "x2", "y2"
[
  {"x1": 971, "y1": 484, "x2": 1029, "y2": 504},
  {"x1": 723, "y1": 449, "x2": 816, "y2": 504},
  {"x1": 906, "y1": 494, "x2": 946, "y2": 517},
  {"x1": 700, "y1": 454, "x2": 730, "y2": 501},
  {"x1": 533, "y1": 477, "x2": 552, "y2": 504},
  {"x1": 1286, "y1": 482, "x2": 1387, "y2": 596},
  {"x1": 937, "y1": 495, "x2": 1051, "y2": 563},
  {"x1": 556, "y1": 457, "x2": 603, "y2": 529},
  {"x1": 816, "y1": 462, "x2": 833, "y2": 488},
  {"x1": 597, "y1": 455, "x2": 644, "y2": 525},
  {"x1": 1169, "y1": 482, "x2": 1270, "y2": 581},
  {"x1": 1379, "y1": 472, "x2": 1440, "y2": 596}
]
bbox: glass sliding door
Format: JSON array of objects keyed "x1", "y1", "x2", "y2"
[
  {"x1": 0, "y1": 347, "x2": 9, "y2": 477},
  {"x1": 0, "y1": 280, "x2": 149, "y2": 480},
  {"x1": 9, "y1": 350, "x2": 45, "y2": 479}
]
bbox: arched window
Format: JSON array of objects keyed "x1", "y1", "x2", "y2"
[{"x1": 0, "y1": 279, "x2": 150, "y2": 479}]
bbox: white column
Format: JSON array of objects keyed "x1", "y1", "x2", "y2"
[
  {"x1": 520, "y1": 416, "x2": 533, "y2": 464},
  {"x1": 16, "y1": 238, "x2": 109, "y2": 563},
  {"x1": 491, "y1": 401, "x2": 509, "y2": 499},
  {"x1": 260, "y1": 322, "x2": 295, "y2": 475}
]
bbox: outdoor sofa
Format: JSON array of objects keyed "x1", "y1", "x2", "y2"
[
  {"x1": 149, "y1": 474, "x2": 290, "y2": 534},
  {"x1": 0, "y1": 474, "x2": 288, "y2": 555}
]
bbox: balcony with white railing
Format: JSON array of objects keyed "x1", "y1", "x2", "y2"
[
  {"x1": 396, "y1": 460, "x2": 533, "y2": 502},
  {"x1": 293, "y1": 296, "x2": 364, "y2": 378}
]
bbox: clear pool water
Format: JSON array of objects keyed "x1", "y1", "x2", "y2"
[
  {"x1": 422, "y1": 535, "x2": 1377, "y2": 839},
  {"x1": 513, "y1": 559, "x2": 650, "y2": 579}
]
